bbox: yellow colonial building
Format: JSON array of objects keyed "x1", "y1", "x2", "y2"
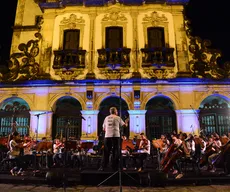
[{"x1": 0, "y1": 0, "x2": 229, "y2": 141}]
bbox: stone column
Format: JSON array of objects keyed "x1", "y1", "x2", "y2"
[
  {"x1": 39, "y1": 13, "x2": 56, "y2": 75},
  {"x1": 29, "y1": 110, "x2": 53, "y2": 140},
  {"x1": 81, "y1": 110, "x2": 99, "y2": 140},
  {"x1": 175, "y1": 109, "x2": 200, "y2": 135},
  {"x1": 128, "y1": 110, "x2": 147, "y2": 138},
  {"x1": 172, "y1": 10, "x2": 190, "y2": 77}
]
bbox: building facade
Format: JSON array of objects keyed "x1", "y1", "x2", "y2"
[{"x1": 0, "y1": 0, "x2": 229, "y2": 141}]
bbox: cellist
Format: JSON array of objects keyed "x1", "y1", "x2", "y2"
[{"x1": 173, "y1": 133, "x2": 191, "y2": 179}]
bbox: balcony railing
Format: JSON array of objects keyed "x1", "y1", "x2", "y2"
[
  {"x1": 97, "y1": 48, "x2": 131, "y2": 68},
  {"x1": 53, "y1": 49, "x2": 86, "y2": 70},
  {"x1": 140, "y1": 47, "x2": 175, "y2": 68}
]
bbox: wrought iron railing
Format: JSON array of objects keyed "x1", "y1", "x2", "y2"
[
  {"x1": 140, "y1": 47, "x2": 175, "y2": 68},
  {"x1": 53, "y1": 49, "x2": 86, "y2": 70},
  {"x1": 97, "y1": 48, "x2": 131, "y2": 68}
]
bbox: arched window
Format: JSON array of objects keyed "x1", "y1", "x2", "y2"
[
  {"x1": 145, "y1": 96, "x2": 176, "y2": 140},
  {"x1": 199, "y1": 95, "x2": 230, "y2": 136},
  {"x1": 98, "y1": 96, "x2": 129, "y2": 137},
  {"x1": 52, "y1": 96, "x2": 82, "y2": 139},
  {"x1": 0, "y1": 97, "x2": 30, "y2": 136}
]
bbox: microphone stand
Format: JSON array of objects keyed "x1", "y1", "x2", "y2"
[
  {"x1": 190, "y1": 105, "x2": 206, "y2": 136},
  {"x1": 33, "y1": 112, "x2": 49, "y2": 172},
  {"x1": 97, "y1": 70, "x2": 139, "y2": 191}
]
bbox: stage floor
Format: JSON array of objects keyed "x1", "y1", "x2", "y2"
[{"x1": 0, "y1": 167, "x2": 230, "y2": 187}]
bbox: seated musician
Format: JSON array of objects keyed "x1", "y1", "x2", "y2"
[
  {"x1": 121, "y1": 134, "x2": 133, "y2": 170},
  {"x1": 52, "y1": 138, "x2": 65, "y2": 167},
  {"x1": 9, "y1": 131, "x2": 25, "y2": 176},
  {"x1": 173, "y1": 133, "x2": 191, "y2": 179},
  {"x1": 159, "y1": 134, "x2": 170, "y2": 161},
  {"x1": 137, "y1": 133, "x2": 151, "y2": 172},
  {"x1": 207, "y1": 133, "x2": 222, "y2": 172},
  {"x1": 71, "y1": 138, "x2": 84, "y2": 169},
  {"x1": 22, "y1": 137, "x2": 35, "y2": 171}
]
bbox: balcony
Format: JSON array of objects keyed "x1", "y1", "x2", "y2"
[
  {"x1": 53, "y1": 49, "x2": 86, "y2": 70},
  {"x1": 97, "y1": 48, "x2": 131, "y2": 68},
  {"x1": 140, "y1": 47, "x2": 175, "y2": 68}
]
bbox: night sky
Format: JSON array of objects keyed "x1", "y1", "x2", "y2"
[{"x1": 1, "y1": 0, "x2": 229, "y2": 66}]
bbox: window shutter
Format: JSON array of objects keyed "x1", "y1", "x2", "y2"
[
  {"x1": 106, "y1": 27, "x2": 123, "y2": 49},
  {"x1": 63, "y1": 30, "x2": 80, "y2": 50},
  {"x1": 147, "y1": 27, "x2": 165, "y2": 48}
]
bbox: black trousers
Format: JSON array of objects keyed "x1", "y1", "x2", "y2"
[{"x1": 102, "y1": 137, "x2": 120, "y2": 169}]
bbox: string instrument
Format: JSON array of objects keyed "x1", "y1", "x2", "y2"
[
  {"x1": 36, "y1": 141, "x2": 53, "y2": 152},
  {"x1": 122, "y1": 139, "x2": 134, "y2": 152},
  {"x1": 80, "y1": 141, "x2": 94, "y2": 151},
  {"x1": 213, "y1": 139, "x2": 230, "y2": 167},
  {"x1": 199, "y1": 141, "x2": 216, "y2": 166},
  {"x1": 160, "y1": 143, "x2": 175, "y2": 166},
  {"x1": 194, "y1": 137, "x2": 204, "y2": 149},
  {"x1": 152, "y1": 139, "x2": 164, "y2": 152},
  {"x1": 161, "y1": 143, "x2": 184, "y2": 173}
]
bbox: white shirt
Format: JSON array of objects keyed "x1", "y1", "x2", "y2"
[
  {"x1": 139, "y1": 140, "x2": 151, "y2": 155},
  {"x1": 103, "y1": 114, "x2": 125, "y2": 138},
  {"x1": 9, "y1": 140, "x2": 20, "y2": 158}
]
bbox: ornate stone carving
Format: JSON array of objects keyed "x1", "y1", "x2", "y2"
[
  {"x1": 102, "y1": 12, "x2": 127, "y2": 23},
  {"x1": 143, "y1": 11, "x2": 168, "y2": 26},
  {"x1": 185, "y1": 19, "x2": 226, "y2": 79},
  {"x1": 144, "y1": 69, "x2": 176, "y2": 79},
  {"x1": 0, "y1": 32, "x2": 42, "y2": 82},
  {"x1": 59, "y1": 14, "x2": 85, "y2": 50},
  {"x1": 142, "y1": 11, "x2": 169, "y2": 52},
  {"x1": 60, "y1": 14, "x2": 85, "y2": 28},
  {"x1": 54, "y1": 69, "x2": 84, "y2": 80},
  {"x1": 101, "y1": 11, "x2": 128, "y2": 48}
]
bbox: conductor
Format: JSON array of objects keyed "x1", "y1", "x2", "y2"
[{"x1": 98, "y1": 107, "x2": 129, "y2": 171}]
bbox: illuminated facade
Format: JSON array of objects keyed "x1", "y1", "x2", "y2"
[{"x1": 0, "y1": 0, "x2": 229, "y2": 140}]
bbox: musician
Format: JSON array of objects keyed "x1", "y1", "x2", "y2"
[
  {"x1": 9, "y1": 131, "x2": 25, "y2": 176},
  {"x1": 173, "y1": 133, "x2": 191, "y2": 179},
  {"x1": 137, "y1": 133, "x2": 151, "y2": 172},
  {"x1": 207, "y1": 133, "x2": 222, "y2": 172},
  {"x1": 52, "y1": 138, "x2": 65, "y2": 167},
  {"x1": 98, "y1": 107, "x2": 129, "y2": 171},
  {"x1": 159, "y1": 134, "x2": 170, "y2": 160},
  {"x1": 121, "y1": 134, "x2": 134, "y2": 170}
]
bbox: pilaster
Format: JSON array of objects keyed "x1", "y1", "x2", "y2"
[
  {"x1": 175, "y1": 109, "x2": 200, "y2": 135},
  {"x1": 128, "y1": 110, "x2": 147, "y2": 138},
  {"x1": 29, "y1": 110, "x2": 53, "y2": 140},
  {"x1": 81, "y1": 110, "x2": 99, "y2": 140},
  {"x1": 172, "y1": 11, "x2": 191, "y2": 77}
]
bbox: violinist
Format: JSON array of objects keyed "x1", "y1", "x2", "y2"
[
  {"x1": 9, "y1": 131, "x2": 25, "y2": 176},
  {"x1": 159, "y1": 134, "x2": 170, "y2": 160},
  {"x1": 174, "y1": 133, "x2": 191, "y2": 179},
  {"x1": 137, "y1": 133, "x2": 150, "y2": 172},
  {"x1": 52, "y1": 138, "x2": 65, "y2": 167}
]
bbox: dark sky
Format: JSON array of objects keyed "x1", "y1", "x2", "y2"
[{"x1": 0, "y1": 0, "x2": 229, "y2": 66}]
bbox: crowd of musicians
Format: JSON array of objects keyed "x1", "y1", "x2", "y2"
[
  {"x1": 1, "y1": 106, "x2": 230, "y2": 179},
  {"x1": 1, "y1": 129, "x2": 230, "y2": 179}
]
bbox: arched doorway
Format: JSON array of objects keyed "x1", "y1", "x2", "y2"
[
  {"x1": 98, "y1": 96, "x2": 129, "y2": 137},
  {"x1": 0, "y1": 97, "x2": 30, "y2": 136},
  {"x1": 52, "y1": 96, "x2": 82, "y2": 139},
  {"x1": 199, "y1": 95, "x2": 230, "y2": 135},
  {"x1": 145, "y1": 96, "x2": 176, "y2": 140}
]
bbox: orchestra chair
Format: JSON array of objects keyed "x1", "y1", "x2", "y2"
[
  {"x1": 180, "y1": 154, "x2": 200, "y2": 176},
  {"x1": 0, "y1": 152, "x2": 17, "y2": 172}
]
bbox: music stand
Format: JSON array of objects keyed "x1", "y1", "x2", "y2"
[{"x1": 97, "y1": 69, "x2": 139, "y2": 191}]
